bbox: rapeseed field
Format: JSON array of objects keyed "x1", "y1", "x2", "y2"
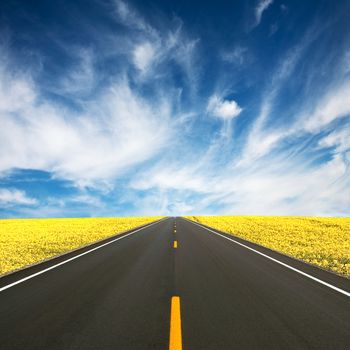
[
  {"x1": 0, "y1": 217, "x2": 162, "y2": 275},
  {"x1": 187, "y1": 216, "x2": 350, "y2": 277}
]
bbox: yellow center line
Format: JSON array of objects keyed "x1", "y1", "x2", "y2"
[
  {"x1": 174, "y1": 229, "x2": 177, "y2": 233},
  {"x1": 169, "y1": 296, "x2": 182, "y2": 350},
  {"x1": 173, "y1": 241, "x2": 178, "y2": 248}
]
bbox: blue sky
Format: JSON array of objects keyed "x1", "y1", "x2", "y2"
[{"x1": 0, "y1": 0, "x2": 349, "y2": 218}]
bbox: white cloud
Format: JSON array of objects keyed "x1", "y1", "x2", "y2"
[
  {"x1": 221, "y1": 46, "x2": 248, "y2": 65},
  {"x1": 223, "y1": 156, "x2": 349, "y2": 216},
  {"x1": 115, "y1": 1, "x2": 200, "y2": 95},
  {"x1": 238, "y1": 81, "x2": 350, "y2": 167},
  {"x1": 59, "y1": 48, "x2": 95, "y2": 95},
  {"x1": 131, "y1": 147, "x2": 350, "y2": 216},
  {"x1": 302, "y1": 82, "x2": 350, "y2": 132},
  {"x1": 207, "y1": 95, "x2": 243, "y2": 120},
  {"x1": 115, "y1": 0, "x2": 130, "y2": 20},
  {"x1": 319, "y1": 128, "x2": 350, "y2": 153},
  {"x1": 0, "y1": 189, "x2": 37, "y2": 206},
  {"x1": 133, "y1": 42, "x2": 156, "y2": 72},
  {"x1": 132, "y1": 166, "x2": 209, "y2": 193},
  {"x1": 0, "y1": 54, "x2": 174, "y2": 188},
  {"x1": 237, "y1": 28, "x2": 323, "y2": 166},
  {"x1": 0, "y1": 73, "x2": 36, "y2": 113},
  {"x1": 68, "y1": 194, "x2": 103, "y2": 207},
  {"x1": 236, "y1": 81, "x2": 350, "y2": 169},
  {"x1": 236, "y1": 131, "x2": 286, "y2": 168},
  {"x1": 114, "y1": 0, "x2": 155, "y2": 35},
  {"x1": 169, "y1": 30, "x2": 200, "y2": 95},
  {"x1": 254, "y1": 0, "x2": 274, "y2": 28}
]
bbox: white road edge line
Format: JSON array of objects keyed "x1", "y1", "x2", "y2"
[
  {"x1": 0, "y1": 218, "x2": 166, "y2": 293},
  {"x1": 184, "y1": 218, "x2": 350, "y2": 298}
]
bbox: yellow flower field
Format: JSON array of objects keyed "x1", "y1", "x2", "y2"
[
  {"x1": 0, "y1": 216, "x2": 162, "y2": 275},
  {"x1": 187, "y1": 216, "x2": 350, "y2": 277}
]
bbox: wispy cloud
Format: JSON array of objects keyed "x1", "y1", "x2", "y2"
[
  {"x1": 115, "y1": 0, "x2": 199, "y2": 82},
  {"x1": 130, "y1": 143, "x2": 349, "y2": 216},
  {"x1": 253, "y1": 0, "x2": 274, "y2": 28},
  {"x1": 0, "y1": 189, "x2": 37, "y2": 206},
  {"x1": 114, "y1": 0, "x2": 156, "y2": 36},
  {"x1": 319, "y1": 127, "x2": 350, "y2": 154},
  {"x1": 0, "y1": 49, "x2": 174, "y2": 188},
  {"x1": 302, "y1": 81, "x2": 350, "y2": 132},
  {"x1": 58, "y1": 48, "x2": 96, "y2": 96},
  {"x1": 237, "y1": 25, "x2": 324, "y2": 166},
  {"x1": 221, "y1": 46, "x2": 249, "y2": 66}
]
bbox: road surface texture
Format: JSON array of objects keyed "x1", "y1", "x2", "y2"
[{"x1": 1, "y1": 217, "x2": 350, "y2": 349}]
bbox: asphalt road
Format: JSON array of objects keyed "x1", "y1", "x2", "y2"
[{"x1": 1, "y1": 217, "x2": 350, "y2": 349}]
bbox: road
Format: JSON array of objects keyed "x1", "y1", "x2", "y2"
[{"x1": 1, "y1": 217, "x2": 350, "y2": 349}]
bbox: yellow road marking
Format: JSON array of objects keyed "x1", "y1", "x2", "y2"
[
  {"x1": 173, "y1": 241, "x2": 178, "y2": 248},
  {"x1": 174, "y1": 229, "x2": 177, "y2": 233},
  {"x1": 169, "y1": 296, "x2": 182, "y2": 350}
]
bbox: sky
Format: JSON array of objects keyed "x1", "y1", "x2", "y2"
[{"x1": 0, "y1": 0, "x2": 350, "y2": 218}]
